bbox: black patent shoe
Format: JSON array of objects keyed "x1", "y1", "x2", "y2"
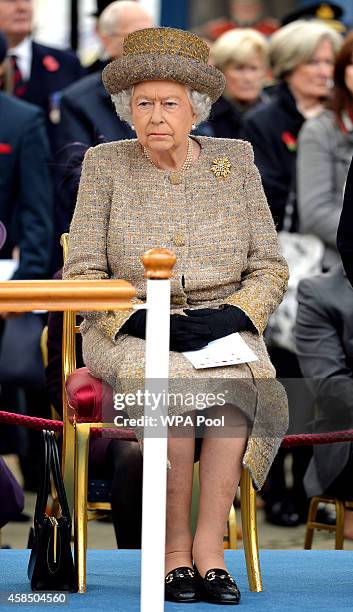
[
  {"x1": 194, "y1": 565, "x2": 241, "y2": 605},
  {"x1": 165, "y1": 567, "x2": 201, "y2": 603}
]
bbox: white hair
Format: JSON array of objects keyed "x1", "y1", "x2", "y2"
[
  {"x1": 111, "y1": 85, "x2": 212, "y2": 127},
  {"x1": 98, "y1": 1, "x2": 140, "y2": 36}
]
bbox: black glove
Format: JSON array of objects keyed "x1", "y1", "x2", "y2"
[
  {"x1": 120, "y1": 309, "x2": 146, "y2": 339},
  {"x1": 184, "y1": 305, "x2": 254, "y2": 341},
  {"x1": 120, "y1": 310, "x2": 212, "y2": 352},
  {"x1": 169, "y1": 314, "x2": 212, "y2": 352}
]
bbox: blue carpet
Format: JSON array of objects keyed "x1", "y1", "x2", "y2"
[{"x1": 0, "y1": 550, "x2": 353, "y2": 611}]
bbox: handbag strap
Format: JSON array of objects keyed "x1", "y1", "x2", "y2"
[
  {"x1": 34, "y1": 430, "x2": 52, "y2": 524},
  {"x1": 48, "y1": 432, "x2": 72, "y2": 525}
]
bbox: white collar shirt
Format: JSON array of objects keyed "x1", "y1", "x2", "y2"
[{"x1": 8, "y1": 36, "x2": 32, "y2": 81}]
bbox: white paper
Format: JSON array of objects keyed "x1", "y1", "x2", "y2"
[
  {"x1": 0, "y1": 259, "x2": 18, "y2": 281},
  {"x1": 183, "y1": 332, "x2": 258, "y2": 369}
]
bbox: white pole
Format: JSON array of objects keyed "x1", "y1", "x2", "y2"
[{"x1": 140, "y1": 277, "x2": 170, "y2": 612}]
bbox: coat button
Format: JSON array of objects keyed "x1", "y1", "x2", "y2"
[
  {"x1": 173, "y1": 233, "x2": 185, "y2": 247},
  {"x1": 169, "y1": 172, "x2": 183, "y2": 185}
]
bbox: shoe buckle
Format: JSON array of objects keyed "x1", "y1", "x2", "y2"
[
  {"x1": 165, "y1": 573, "x2": 173, "y2": 583},
  {"x1": 207, "y1": 571, "x2": 216, "y2": 581}
]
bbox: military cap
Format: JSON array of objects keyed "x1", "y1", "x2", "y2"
[{"x1": 281, "y1": 2, "x2": 346, "y2": 32}]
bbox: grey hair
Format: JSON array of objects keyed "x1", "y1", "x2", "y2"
[
  {"x1": 111, "y1": 86, "x2": 212, "y2": 127},
  {"x1": 270, "y1": 19, "x2": 342, "y2": 80}
]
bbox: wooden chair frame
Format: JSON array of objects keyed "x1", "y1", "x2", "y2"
[{"x1": 305, "y1": 495, "x2": 353, "y2": 550}]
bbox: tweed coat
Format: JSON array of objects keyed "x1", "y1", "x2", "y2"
[{"x1": 63, "y1": 135, "x2": 289, "y2": 490}]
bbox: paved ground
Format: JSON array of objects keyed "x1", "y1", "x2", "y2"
[{"x1": 2, "y1": 455, "x2": 353, "y2": 552}]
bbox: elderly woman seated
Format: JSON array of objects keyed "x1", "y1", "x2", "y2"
[{"x1": 64, "y1": 27, "x2": 289, "y2": 606}]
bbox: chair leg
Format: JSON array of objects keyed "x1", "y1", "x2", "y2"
[
  {"x1": 335, "y1": 499, "x2": 345, "y2": 550},
  {"x1": 227, "y1": 504, "x2": 238, "y2": 550},
  {"x1": 62, "y1": 420, "x2": 76, "y2": 517},
  {"x1": 240, "y1": 468, "x2": 262, "y2": 592},
  {"x1": 304, "y1": 497, "x2": 320, "y2": 550},
  {"x1": 74, "y1": 423, "x2": 91, "y2": 593}
]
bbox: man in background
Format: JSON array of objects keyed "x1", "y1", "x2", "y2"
[
  {"x1": 296, "y1": 264, "x2": 353, "y2": 538},
  {"x1": 0, "y1": 31, "x2": 54, "y2": 492},
  {"x1": 0, "y1": 0, "x2": 83, "y2": 152},
  {"x1": 0, "y1": 31, "x2": 53, "y2": 281},
  {"x1": 57, "y1": 1, "x2": 152, "y2": 150},
  {"x1": 200, "y1": 0, "x2": 279, "y2": 42}
]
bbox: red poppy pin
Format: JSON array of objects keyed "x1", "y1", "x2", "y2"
[
  {"x1": 0, "y1": 143, "x2": 13, "y2": 154},
  {"x1": 281, "y1": 131, "x2": 297, "y2": 152},
  {"x1": 42, "y1": 55, "x2": 60, "y2": 72}
]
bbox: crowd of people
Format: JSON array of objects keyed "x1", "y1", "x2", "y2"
[{"x1": 1, "y1": 0, "x2": 353, "y2": 599}]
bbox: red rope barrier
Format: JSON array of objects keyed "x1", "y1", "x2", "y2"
[
  {"x1": 281, "y1": 430, "x2": 353, "y2": 447},
  {"x1": 1, "y1": 410, "x2": 353, "y2": 446},
  {"x1": 0, "y1": 411, "x2": 136, "y2": 440}
]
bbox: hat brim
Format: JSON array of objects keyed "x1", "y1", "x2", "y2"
[{"x1": 102, "y1": 53, "x2": 225, "y2": 103}]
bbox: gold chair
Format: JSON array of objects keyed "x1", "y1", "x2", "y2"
[
  {"x1": 60, "y1": 233, "x2": 262, "y2": 593},
  {"x1": 40, "y1": 325, "x2": 110, "y2": 523},
  {"x1": 60, "y1": 234, "x2": 126, "y2": 592},
  {"x1": 305, "y1": 495, "x2": 353, "y2": 549}
]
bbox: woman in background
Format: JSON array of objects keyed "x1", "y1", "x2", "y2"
[
  {"x1": 208, "y1": 28, "x2": 270, "y2": 139},
  {"x1": 242, "y1": 19, "x2": 341, "y2": 528},
  {"x1": 297, "y1": 31, "x2": 353, "y2": 271},
  {"x1": 243, "y1": 19, "x2": 341, "y2": 231}
]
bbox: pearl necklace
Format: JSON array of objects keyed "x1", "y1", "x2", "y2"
[{"x1": 142, "y1": 138, "x2": 194, "y2": 172}]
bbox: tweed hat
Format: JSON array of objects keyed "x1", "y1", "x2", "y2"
[{"x1": 102, "y1": 27, "x2": 226, "y2": 102}]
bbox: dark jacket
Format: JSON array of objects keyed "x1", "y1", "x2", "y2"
[
  {"x1": 209, "y1": 93, "x2": 269, "y2": 140},
  {"x1": 242, "y1": 82, "x2": 305, "y2": 231},
  {"x1": 295, "y1": 264, "x2": 353, "y2": 496},
  {"x1": 337, "y1": 155, "x2": 353, "y2": 286},
  {"x1": 22, "y1": 41, "x2": 84, "y2": 153},
  {"x1": 58, "y1": 71, "x2": 135, "y2": 149},
  {"x1": 0, "y1": 92, "x2": 53, "y2": 279}
]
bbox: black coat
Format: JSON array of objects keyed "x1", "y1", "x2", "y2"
[
  {"x1": 58, "y1": 71, "x2": 135, "y2": 150},
  {"x1": 21, "y1": 41, "x2": 84, "y2": 153},
  {"x1": 208, "y1": 94, "x2": 269, "y2": 140},
  {"x1": 337, "y1": 156, "x2": 353, "y2": 286},
  {"x1": 0, "y1": 93, "x2": 53, "y2": 279},
  {"x1": 242, "y1": 82, "x2": 305, "y2": 231}
]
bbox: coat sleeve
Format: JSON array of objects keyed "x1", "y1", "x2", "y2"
[
  {"x1": 63, "y1": 145, "x2": 141, "y2": 342},
  {"x1": 337, "y1": 156, "x2": 353, "y2": 286},
  {"x1": 13, "y1": 108, "x2": 53, "y2": 280},
  {"x1": 58, "y1": 91, "x2": 94, "y2": 150},
  {"x1": 295, "y1": 276, "x2": 353, "y2": 424},
  {"x1": 297, "y1": 117, "x2": 341, "y2": 247},
  {"x1": 225, "y1": 143, "x2": 289, "y2": 334}
]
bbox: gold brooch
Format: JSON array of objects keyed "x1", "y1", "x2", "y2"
[{"x1": 210, "y1": 156, "x2": 231, "y2": 178}]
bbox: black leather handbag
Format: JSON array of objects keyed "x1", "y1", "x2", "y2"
[{"x1": 28, "y1": 430, "x2": 76, "y2": 592}]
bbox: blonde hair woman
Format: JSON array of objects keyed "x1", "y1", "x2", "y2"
[{"x1": 209, "y1": 28, "x2": 269, "y2": 138}]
